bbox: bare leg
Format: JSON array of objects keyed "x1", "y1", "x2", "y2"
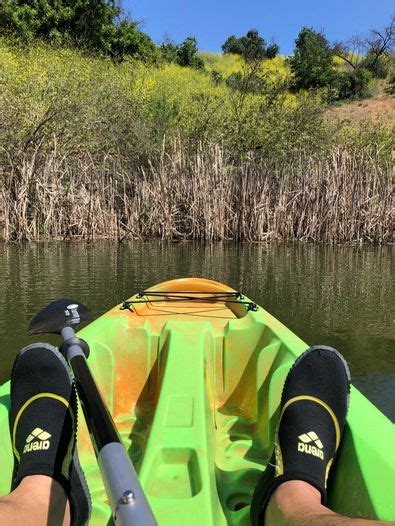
[
  {"x1": 266, "y1": 481, "x2": 392, "y2": 526},
  {"x1": 0, "y1": 475, "x2": 70, "y2": 526}
]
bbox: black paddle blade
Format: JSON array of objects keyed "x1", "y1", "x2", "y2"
[{"x1": 28, "y1": 299, "x2": 91, "y2": 335}]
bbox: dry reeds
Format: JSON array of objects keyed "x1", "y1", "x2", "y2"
[{"x1": 1, "y1": 141, "x2": 393, "y2": 244}]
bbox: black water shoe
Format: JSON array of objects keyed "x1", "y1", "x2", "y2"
[
  {"x1": 250, "y1": 345, "x2": 350, "y2": 525},
  {"x1": 9, "y1": 343, "x2": 91, "y2": 526}
]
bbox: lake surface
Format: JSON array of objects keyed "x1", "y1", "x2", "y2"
[{"x1": 0, "y1": 242, "x2": 393, "y2": 421}]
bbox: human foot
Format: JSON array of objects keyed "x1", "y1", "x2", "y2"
[
  {"x1": 9, "y1": 343, "x2": 91, "y2": 525},
  {"x1": 250, "y1": 345, "x2": 350, "y2": 525}
]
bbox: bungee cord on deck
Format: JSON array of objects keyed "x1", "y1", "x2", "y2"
[{"x1": 120, "y1": 291, "x2": 258, "y2": 312}]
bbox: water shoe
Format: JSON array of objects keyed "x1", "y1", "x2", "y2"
[
  {"x1": 9, "y1": 343, "x2": 91, "y2": 525},
  {"x1": 250, "y1": 345, "x2": 350, "y2": 525}
]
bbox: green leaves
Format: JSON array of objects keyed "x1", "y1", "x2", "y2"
[
  {"x1": 109, "y1": 19, "x2": 157, "y2": 62},
  {"x1": 0, "y1": 0, "x2": 156, "y2": 61},
  {"x1": 222, "y1": 30, "x2": 279, "y2": 62},
  {"x1": 289, "y1": 28, "x2": 336, "y2": 91},
  {"x1": 160, "y1": 37, "x2": 204, "y2": 70},
  {"x1": 336, "y1": 68, "x2": 373, "y2": 100}
]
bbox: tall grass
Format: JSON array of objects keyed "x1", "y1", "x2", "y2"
[{"x1": 1, "y1": 141, "x2": 392, "y2": 243}]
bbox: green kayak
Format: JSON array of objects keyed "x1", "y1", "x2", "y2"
[{"x1": 0, "y1": 278, "x2": 394, "y2": 524}]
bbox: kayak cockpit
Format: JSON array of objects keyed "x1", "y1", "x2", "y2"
[{"x1": 71, "y1": 278, "x2": 296, "y2": 524}]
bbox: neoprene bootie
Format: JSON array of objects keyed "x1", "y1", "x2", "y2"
[
  {"x1": 10, "y1": 343, "x2": 91, "y2": 526},
  {"x1": 250, "y1": 345, "x2": 350, "y2": 525}
]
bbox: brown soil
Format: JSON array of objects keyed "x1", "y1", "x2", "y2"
[{"x1": 327, "y1": 93, "x2": 395, "y2": 124}]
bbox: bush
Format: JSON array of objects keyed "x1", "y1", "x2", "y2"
[
  {"x1": 107, "y1": 20, "x2": 158, "y2": 61},
  {"x1": 210, "y1": 70, "x2": 223, "y2": 86},
  {"x1": 1, "y1": 38, "x2": 393, "y2": 244},
  {"x1": 361, "y1": 53, "x2": 391, "y2": 79},
  {"x1": 161, "y1": 37, "x2": 204, "y2": 69},
  {"x1": 386, "y1": 73, "x2": 395, "y2": 95},
  {"x1": 176, "y1": 37, "x2": 204, "y2": 69},
  {"x1": 336, "y1": 68, "x2": 373, "y2": 100},
  {"x1": 0, "y1": 37, "x2": 391, "y2": 166},
  {"x1": 222, "y1": 30, "x2": 279, "y2": 61},
  {"x1": 225, "y1": 71, "x2": 266, "y2": 93}
]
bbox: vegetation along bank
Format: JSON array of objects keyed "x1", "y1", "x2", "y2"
[{"x1": 0, "y1": 2, "x2": 393, "y2": 243}]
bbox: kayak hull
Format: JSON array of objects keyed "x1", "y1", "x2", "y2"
[{"x1": 0, "y1": 278, "x2": 394, "y2": 524}]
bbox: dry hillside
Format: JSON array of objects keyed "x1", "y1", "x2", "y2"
[{"x1": 327, "y1": 93, "x2": 395, "y2": 124}]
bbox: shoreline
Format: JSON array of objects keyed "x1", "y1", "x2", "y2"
[{"x1": 0, "y1": 238, "x2": 393, "y2": 245}]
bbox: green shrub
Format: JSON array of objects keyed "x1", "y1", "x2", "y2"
[
  {"x1": 386, "y1": 73, "x2": 395, "y2": 95},
  {"x1": 361, "y1": 53, "x2": 391, "y2": 79},
  {"x1": 0, "y1": 38, "x2": 392, "y2": 168},
  {"x1": 160, "y1": 37, "x2": 204, "y2": 69},
  {"x1": 222, "y1": 30, "x2": 279, "y2": 61},
  {"x1": 336, "y1": 68, "x2": 373, "y2": 100}
]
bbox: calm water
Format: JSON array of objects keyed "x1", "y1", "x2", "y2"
[{"x1": 0, "y1": 242, "x2": 393, "y2": 421}]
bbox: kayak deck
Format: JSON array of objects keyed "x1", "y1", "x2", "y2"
[
  {"x1": 81, "y1": 278, "x2": 282, "y2": 524},
  {"x1": 0, "y1": 278, "x2": 394, "y2": 524}
]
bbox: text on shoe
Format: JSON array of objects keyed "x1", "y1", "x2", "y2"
[
  {"x1": 23, "y1": 427, "x2": 51, "y2": 453},
  {"x1": 297, "y1": 431, "x2": 324, "y2": 459}
]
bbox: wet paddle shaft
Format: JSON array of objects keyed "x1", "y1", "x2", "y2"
[{"x1": 29, "y1": 300, "x2": 157, "y2": 526}]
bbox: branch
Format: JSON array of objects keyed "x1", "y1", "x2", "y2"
[{"x1": 332, "y1": 43, "x2": 357, "y2": 69}]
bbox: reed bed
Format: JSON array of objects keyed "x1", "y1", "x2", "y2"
[{"x1": 1, "y1": 141, "x2": 392, "y2": 244}]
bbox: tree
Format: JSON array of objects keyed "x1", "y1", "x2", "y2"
[
  {"x1": 290, "y1": 27, "x2": 336, "y2": 90},
  {"x1": 109, "y1": 19, "x2": 157, "y2": 61},
  {"x1": 160, "y1": 39, "x2": 179, "y2": 63},
  {"x1": 332, "y1": 16, "x2": 394, "y2": 79},
  {"x1": 222, "y1": 30, "x2": 279, "y2": 61},
  {"x1": 330, "y1": 17, "x2": 394, "y2": 99},
  {"x1": 266, "y1": 43, "x2": 280, "y2": 59},
  {"x1": 0, "y1": 0, "x2": 156, "y2": 60},
  {"x1": 177, "y1": 37, "x2": 204, "y2": 69},
  {"x1": 221, "y1": 35, "x2": 244, "y2": 56},
  {"x1": 160, "y1": 37, "x2": 204, "y2": 69}
]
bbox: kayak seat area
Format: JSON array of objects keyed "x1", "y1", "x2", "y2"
[{"x1": 76, "y1": 310, "x2": 297, "y2": 525}]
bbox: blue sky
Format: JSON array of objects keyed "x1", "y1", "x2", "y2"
[{"x1": 124, "y1": 0, "x2": 393, "y2": 55}]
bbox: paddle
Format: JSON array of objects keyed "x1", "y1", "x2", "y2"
[{"x1": 28, "y1": 299, "x2": 157, "y2": 526}]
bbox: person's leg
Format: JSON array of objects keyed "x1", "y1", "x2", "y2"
[
  {"x1": 0, "y1": 343, "x2": 90, "y2": 526},
  {"x1": 0, "y1": 475, "x2": 70, "y2": 526},
  {"x1": 250, "y1": 345, "x2": 393, "y2": 526},
  {"x1": 265, "y1": 481, "x2": 391, "y2": 526}
]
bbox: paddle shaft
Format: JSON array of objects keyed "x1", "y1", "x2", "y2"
[{"x1": 60, "y1": 327, "x2": 157, "y2": 526}]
